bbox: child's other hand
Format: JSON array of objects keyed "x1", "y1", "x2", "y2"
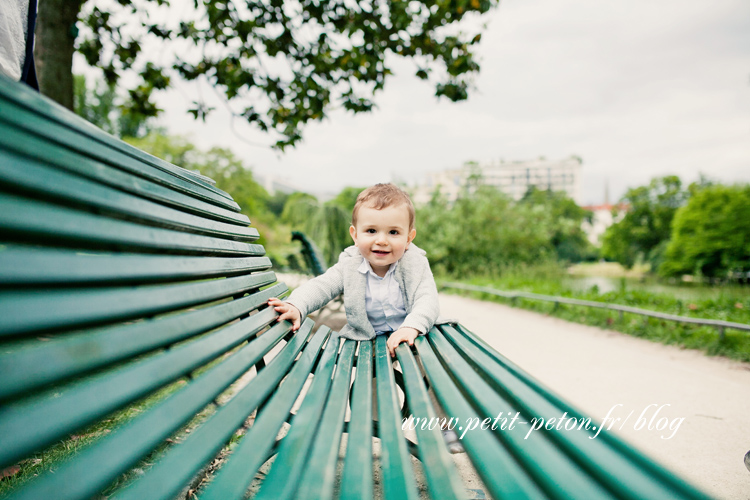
[
  {"x1": 267, "y1": 298, "x2": 301, "y2": 331},
  {"x1": 387, "y1": 327, "x2": 419, "y2": 358}
]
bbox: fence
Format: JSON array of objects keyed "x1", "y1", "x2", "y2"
[{"x1": 439, "y1": 282, "x2": 750, "y2": 340}]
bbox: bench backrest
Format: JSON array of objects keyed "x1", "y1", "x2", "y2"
[{"x1": 0, "y1": 77, "x2": 329, "y2": 499}]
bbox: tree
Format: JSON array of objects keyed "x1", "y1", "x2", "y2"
[
  {"x1": 36, "y1": 0, "x2": 499, "y2": 149},
  {"x1": 74, "y1": 74, "x2": 153, "y2": 138},
  {"x1": 660, "y1": 184, "x2": 750, "y2": 278},
  {"x1": 601, "y1": 175, "x2": 687, "y2": 269},
  {"x1": 520, "y1": 187, "x2": 594, "y2": 262}
]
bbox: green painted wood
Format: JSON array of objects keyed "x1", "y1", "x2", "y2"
[
  {"x1": 199, "y1": 326, "x2": 332, "y2": 500},
  {"x1": 114, "y1": 322, "x2": 316, "y2": 500},
  {"x1": 253, "y1": 335, "x2": 341, "y2": 500},
  {"x1": 395, "y1": 343, "x2": 465, "y2": 500},
  {"x1": 5, "y1": 320, "x2": 301, "y2": 500},
  {"x1": 0, "y1": 84, "x2": 241, "y2": 212},
  {"x1": 340, "y1": 341, "x2": 374, "y2": 500},
  {"x1": 0, "y1": 125, "x2": 250, "y2": 227},
  {"x1": 373, "y1": 335, "x2": 419, "y2": 500},
  {"x1": 0, "y1": 270, "x2": 276, "y2": 337},
  {"x1": 0, "y1": 152, "x2": 257, "y2": 241},
  {"x1": 441, "y1": 324, "x2": 713, "y2": 500},
  {"x1": 0, "y1": 307, "x2": 282, "y2": 469},
  {"x1": 296, "y1": 340, "x2": 356, "y2": 500},
  {"x1": 0, "y1": 245, "x2": 271, "y2": 285},
  {"x1": 292, "y1": 230, "x2": 328, "y2": 275},
  {"x1": 0, "y1": 194, "x2": 262, "y2": 257},
  {"x1": 420, "y1": 330, "x2": 606, "y2": 500},
  {"x1": 0, "y1": 283, "x2": 287, "y2": 401}
]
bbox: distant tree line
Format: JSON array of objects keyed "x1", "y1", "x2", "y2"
[{"x1": 602, "y1": 175, "x2": 750, "y2": 280}]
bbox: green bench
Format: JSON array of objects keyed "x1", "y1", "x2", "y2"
[{"x1": 0, "y1": 77, "x2": 711, "y2": 500}]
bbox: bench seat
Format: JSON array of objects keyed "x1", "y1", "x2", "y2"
[{"x1": 0, "y1": 77, "x2": 711, "y2": 500}]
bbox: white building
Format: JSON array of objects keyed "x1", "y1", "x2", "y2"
[
  {"x1": 412, "y1": 156, "x2": 583, "y2": 205},
  {"x1": 580, "y1": 203, "x2": 627, "y2": 246}
]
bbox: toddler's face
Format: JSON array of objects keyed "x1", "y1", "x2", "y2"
[{"x1": 350, "y1": 203, "x2": 416, "y2": 277}]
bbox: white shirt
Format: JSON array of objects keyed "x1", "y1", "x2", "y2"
[{"x1": 357, "y1": 258, "x2": 407, "y2": 334}]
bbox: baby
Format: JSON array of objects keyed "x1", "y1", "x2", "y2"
[{"x1": 268, "y1": 183, "x2": 441, "y2": 356}]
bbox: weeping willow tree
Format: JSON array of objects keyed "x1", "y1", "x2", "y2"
[{"x1": 282, "y1": 193, "x2": 351, "y2": 266}]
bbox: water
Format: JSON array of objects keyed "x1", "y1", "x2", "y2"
[{"x1": 562, "y1": 275, "x2": 750, "y2": 301}]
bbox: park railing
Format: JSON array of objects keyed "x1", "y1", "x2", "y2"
[{"x1": 439, "y1": 282, "x2": 750, "y2": 340}]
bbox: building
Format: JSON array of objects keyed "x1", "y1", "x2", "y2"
[
  {"x1": 580, "y1": 203, "x2": 628, "y2": 246},
  {"x1": 412, "y1": 156, "x2": 583, "y2": 205}
]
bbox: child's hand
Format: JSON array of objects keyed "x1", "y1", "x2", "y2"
[
  {"x1": 387, "y1": 327, "x2": 419, "y2": 358},
  {"x1": 268, "y1": 298, "x2": 301, "y2": 331}
]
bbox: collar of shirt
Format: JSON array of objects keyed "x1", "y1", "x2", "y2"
[{"x1": 357, "y1": 258, "x2": 398, "y2": 278}]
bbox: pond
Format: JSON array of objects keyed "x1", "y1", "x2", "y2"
[{"x1": 562, "y1": 275, "x2": 750, "y2": 301}]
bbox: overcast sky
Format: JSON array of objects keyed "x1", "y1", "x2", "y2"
[{"x1": 103, "y1": 0, "x2": 750, "y2": 205}]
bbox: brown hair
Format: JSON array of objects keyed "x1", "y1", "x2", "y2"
[{"x1": 352, "y1": 183, "x2": 415, "y2": 229}]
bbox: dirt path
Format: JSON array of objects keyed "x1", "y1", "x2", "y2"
[{"x1": 439, "y1": 293, "x2": 750, "y2": 500}]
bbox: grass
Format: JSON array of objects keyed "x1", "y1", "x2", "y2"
[{"x1": 438, "y1": 262, "x2": 750, "y2": 363}]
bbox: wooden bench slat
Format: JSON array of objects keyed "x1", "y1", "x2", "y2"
[
  {"x1": 0, "y1": 194, "x2": 262, "y2": 256},
  {"x1": 0, "y1": 85, "x2": 241, "y2": 212},
  {"x1": 441, "y1": 325, "x2": 712, "y2": 500},
  {"x1": 200, "y1": 325, "x2": 332, "y2": 500},
  {"x1": 0, "y1": 245, "x2": 271, "y2": 286},
  {"x1": 416, "y1": 333, "x2": 549, "y2": 500},
  {"x1": 396, "y1": 344, "x2": 466, "y2": 500},
  {"x1": 295, "y1": 340, "x2": 356, "y2": 500},
  {"x1": 0, "y1": 271, "x2": 276, "y2": 337},
  {"x1": 253, "y1": 335, "x2": 340, "y2": 500},
  {"x1": 0, "y1": 307, "x2": 281, "y2": 469},
  {"x1": 113, "y1": 320, "x2": 315, "y2": 500},
  {"x1": 0, "y1": 284, "x2": 286, "y2": 401},
  {"x1": 373, "y1": 336, "x2": 420, "y2": 500},
  {"x1": 0, "y1": 126, "x2": 251, "y2": 227},
  {"x1": 4, "y1": 320, "x2": 300, "y2": 500},
  {"x1": 422, "y1": 329, "x2": 603, "y2": 500},
  {"x1": 0, "y1": 153, "x2": 257, "y2": 241},
  {"x1": 340, "y1": 340, "x2": 374, "y2": 500}
]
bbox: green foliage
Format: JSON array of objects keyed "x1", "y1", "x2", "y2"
[
  {"x1": 601, "y1": 175, "x2": 688, "y2": 268},
  {"x1": 448, "y1": 270, "x2": 750, "y2": 362},
  {"x1": 660, "y1": 184, "x2": 750, "y2": 278},
  {"x1": 70, "y1": 0, "x2": 499, "y2": 149},
  {"x1": 519, "y1": 187, "x2": 596, "y2": 262},
  {"x1": 327, "y1": 186, "x2": 366, "y2": 216},
  {"x1": 73, "y1": 74, "x2": 152, "y2": 138},
  {"x1": 415, "y1": 182, "x2": 594, "y2": 276}
]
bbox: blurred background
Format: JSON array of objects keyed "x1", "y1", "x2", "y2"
[{"x1": 31, "y1": 0, "x2": 750, "y2": 359}]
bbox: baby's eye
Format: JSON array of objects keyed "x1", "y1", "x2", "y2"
[
  {"x1": 389, "y1": 230, "x2": 399, "y2": 235},
  {"x1": 366, "y1": 228, "x2": 377, "y2": 234}
]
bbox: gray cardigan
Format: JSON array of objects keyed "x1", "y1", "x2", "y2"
[{"x1": 286, "y1": 244, "x2": 444, "y2": 340}]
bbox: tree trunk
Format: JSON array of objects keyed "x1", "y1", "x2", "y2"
[{"x1": 34, "y1": 0, "x2": 84, "y2": 110}]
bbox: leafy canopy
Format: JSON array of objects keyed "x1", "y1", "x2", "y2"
[
  {"x1": 660, "y1": 184, "x2": 750, "y2": 278},
  {"x1": 77, "y1": 0, "x2": 498, "y2": 149}
]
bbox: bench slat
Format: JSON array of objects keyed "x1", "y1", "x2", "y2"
[
  {"x1": 0, "y1": 194, "x2": 263, "y2": 256},
  {"x1": 0, "y1": 271, "x2": 276, "y2": 337},
  {"x1": 441, "y1": 325, "x2": 712, "y2": 500},
  {"x1": 0, "y1": 86, "x2": 241, "y2": 212},
  {"x1": 0, "y1": 152, "x2": 257, "y2": 241},
  {"x1": 423, "y1": 329, "x2": 603, "y2": 500},
  {"x1": 396, "y1": 344, "x2": 466, "y2": 500},
  {"x1": 4, "y1": 321, "x2": 301, "y2": 500},
  {"x1": 0, "y1": 284, "x2": 286, "y2": 401},
  {"x1": 416, "y1": 333, "x2": 548, "y2": 500},
  {"x1": 0, "y1": 307, "x2": 281, "y2": 469},
  {"x1": 0, "y1": 245, "x2": 271, "y2": 285},
  {"x1": 113, "y1": 320, "x2": 315, "y2": 500},
  {"x1": 0, "y1": 125, "x2": 250, "y2": 227},
  {"x1": 199, "y1": 326, "x2": 333, "y2": 500},
  {"x1": 253, "y1": 335, "x2": 340, "y2": 500},
  {"x1": 374, "y1": 336, "x2": 420, "y2": 500},
  {"x1": 296, "y1": 340, "x2": 356, "y2": 500},
  {"x1": 340, "y1": 341, "x2": 374, "y2": 500}
]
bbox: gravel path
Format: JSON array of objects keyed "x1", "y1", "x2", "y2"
[{"x1": 439, "y1": 293, "x2": 750, "y2": 500}]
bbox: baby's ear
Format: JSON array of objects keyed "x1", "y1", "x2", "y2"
[
  {"x1": 407, "y1": 227, "x2": 417, "y2": 245},
  {"x1": 349, "y1": 225, "x2": 357, "y2": 242}
]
